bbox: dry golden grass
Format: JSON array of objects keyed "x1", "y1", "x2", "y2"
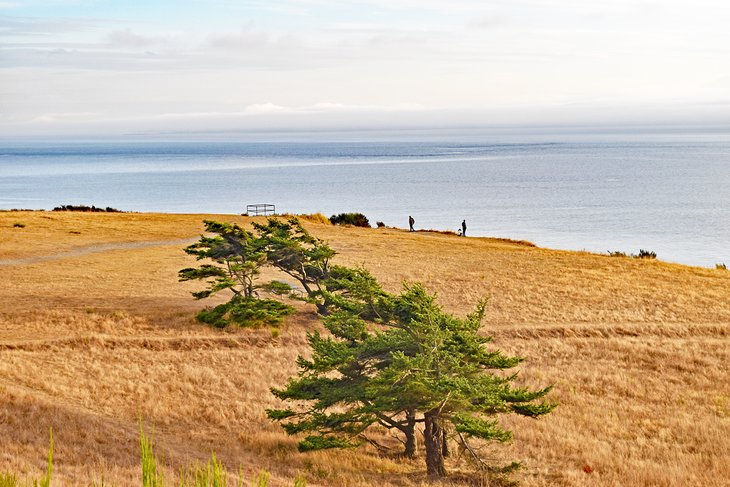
[{"x1": 1, "y1": 211, "x2": 729, "y2": 486}]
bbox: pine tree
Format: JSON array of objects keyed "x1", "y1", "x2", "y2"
[
  {"x1": 179, "y1": 220, "x2": 267, "y2": 299},
  {"x1": 179, "y1": 220, "x2": 294, "y2": 328},
  {"x1": 268, "y1": 281, "x2": 556, "y2": 479},
  {"x1": 252, "y1": 217, "x2": 337, "y2": 314}
]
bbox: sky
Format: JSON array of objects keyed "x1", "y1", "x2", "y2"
[{"x1": 2, "y1": 0, "x2": 730, "y2": 137}]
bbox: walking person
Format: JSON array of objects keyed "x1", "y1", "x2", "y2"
[
  {"x1": 409, "y1": 215, "x2": 415, "y2": 232},
  {"x1": 461, "y1": 219, "x2": 467, "y2": 237}
]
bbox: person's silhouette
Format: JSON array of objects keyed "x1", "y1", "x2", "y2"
[
  {"x1": 409, "y1": 215, "x2": 415, "y2": 232},
  {"x1": 461, "y1": 219, "x2": 466, "y2": 236}
]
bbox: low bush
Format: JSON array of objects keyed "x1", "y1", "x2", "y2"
[
  {"x1": 608, "y1": 249, "x2": 657, "y2": 259},
  {"x1": 717, "y1": 263, "x2": 727, "y2": 270},
  {"x1": 329, "y1": 213, "x2": 370, "y2": 227},
  {"x1": 196, "y1": 297, "x2": 295, "y2": 328},
  {"x1": 375, "y1": 221, "x2": 385, "y2": 228},
  {"x1": 52, "y1": 205, "x2": 123, "y2": 212},
  {"x1": 12, "y1": 223, "x2": 25, "y2": 228}
]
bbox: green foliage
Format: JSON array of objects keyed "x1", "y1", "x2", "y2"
[
  {"x1": 180, "y1": 220, "x2": 267, "y2": 301},
  {"x1": 250, "y1": 471, "x2": 270, "y2": 487},
  {"x1": 183, "y1": 217, "x2": 369, "y2": 326},
  {"x1": 329, "y1": 213, "x2": 370, "y2": 228},
  {"x1": 0, "y1": 430, "x2": 53, "y2": 487},
  {"x1": 140, "y1": 423, "x2": 165, "y2": 487},
  {"x1": 264, "y1": 281, "x2": 295, "y2": 296},
  {"x1": 297, "y1": 436, "x2": 358, "y2": 452},
  {"x1": 252, "y1": 218, "x2": 337, "y2": 314},
  {"x1": 179, "y1": 453, "x2": 227, "y2": 487},
  {"x1": 196, "y1": 297, "x2": 294, "y2": 329},
  {"x1": 31, "y1": 428, "x2": 53, "y2": 487},
  {"x1": 269, "y1": 277, "x2": 555, "y2": 479},
  {"x1": 3, "y1": 427, "x2": 312, "y2": 486},
  {"x1": 0, "y1": 473, "x2": 18, "y2": 487}
]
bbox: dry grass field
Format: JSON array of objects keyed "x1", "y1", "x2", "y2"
[{"x1": 1, "y1": 210, "x2": 729, "y2": 486}]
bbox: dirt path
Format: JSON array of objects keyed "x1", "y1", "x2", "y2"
[{"x1": 0, "y1": 238, "x2": 197, "y2": 266}]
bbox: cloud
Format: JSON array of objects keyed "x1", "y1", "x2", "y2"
[
  {"x1": 106, "y1": 29, "x2": 167, "y2": 48},
  {"x1": 467, "y1": 14, "x2": 510, "y2": 29},
  {"x1": 206, "y1": 26, "x2": 302, "y2": 55},
  {"x1": 243, "y1": 103, "x2": 292, "y2": 114}
]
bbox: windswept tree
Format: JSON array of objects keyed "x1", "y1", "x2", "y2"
[
  {"x1": 267, "y1": 281, "x2": 555, "y2": 479},
  {"x1": 180, "y1": 220, "x2": 266, "y2": 299},
  {"x1": 180, "y1": 217, "x2": 378, "y2": 327},
  {"x1": 179, "y1": 220, "x2": 294, "y2": 328},
  {"x1": 253, "y1": 218, "x2": 337, "y2": 314}
]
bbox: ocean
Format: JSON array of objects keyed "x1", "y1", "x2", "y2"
[{"x1": 1, "y1": 131, "x2": 728, "y2": 268}]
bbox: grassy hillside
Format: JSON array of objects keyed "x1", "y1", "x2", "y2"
[{"x1": 1, "y1": 211, "x2": 729, "y2": 486}]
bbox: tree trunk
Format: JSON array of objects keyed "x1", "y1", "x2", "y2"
[
  {"x1": 441, "y1": 428, "x2": 449, "y2": 458},
  {"x1": 403, "y1": 410, "x2": 417, "y2": 458},
  {"x1": 424, "y1": 410, "x2": 447, "y2": 478}
]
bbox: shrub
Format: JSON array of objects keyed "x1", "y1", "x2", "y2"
[
  {"x1": 376, "y1": 221, "x2": 385, "y2": 228},
  {"x1": 717, "y1": 263, "x2": 727, "y2": 270},
  {"x1": 52, "y1": 205, "x2": 122, "y2": 212},
  {"x1": 611, "y1": 249, "x2": 657, "y2": 259},
  {"x1": 12, "y1": 223, "x2": 25, "y2": 228},
  {"x1": 196, "y1": 297, "x2": 294, "y2": 329},
  {"x1": 329, "y1": 213, "x2": 370, "y2": 227}
]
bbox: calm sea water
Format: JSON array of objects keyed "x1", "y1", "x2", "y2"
[{"x1": 1, "y1": 133, "x2": 729, "y2": 268}]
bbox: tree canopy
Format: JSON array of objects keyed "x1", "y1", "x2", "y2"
[
  {"x1": 180, "y1": 217, "x2": 556, "y2": 480},
  {"x1": 268, "y1": 277, "x2": 556, "y2": 479}
]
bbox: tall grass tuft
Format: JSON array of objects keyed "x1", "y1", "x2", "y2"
[
  {"x1": 295, "y1": 213, "x2": 331, "y2": 225},
  {"x1": 179, "y1": 453, "x2": 230, "y2": 487},
  {"x1": 32, "y1": 428, "x2": 53, "y2": 487},
  {"x1": 0, "y1": 473, "x2": 19, "y2": 487},
  {"x1": 251, "y1": 471, "x2": 270, "y2": 487},
  {"x1": 140, "y1": 423, "x2": 164, "y2": 487},
  {"x1": 2, "y1": 427, "x2": 301, "y2": 486}
]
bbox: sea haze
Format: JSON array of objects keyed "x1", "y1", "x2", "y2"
[{"x1": 1, "y1": 132, "x2": 728, "y2": 268}]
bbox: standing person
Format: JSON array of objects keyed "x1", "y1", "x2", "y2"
[
  {"x1": 409, "y1": 215, "x2": 415, "y2": 232},
  {"x1": 461, "y1": 219, "x2": 467, "y2": 237}
]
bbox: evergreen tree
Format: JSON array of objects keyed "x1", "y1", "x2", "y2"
[
  {"x1": 180, "y1": 220, "x2": 266, "y2": 299},
  {"x1": 268, "y1": 281, "x2": 555, "y2": 479},
  {"x1": 179, "y1": 220, "x2": 294, "y2": 328},
  {"x1": 252, "y1": 217, "x2": 337, "y2": 314}
]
